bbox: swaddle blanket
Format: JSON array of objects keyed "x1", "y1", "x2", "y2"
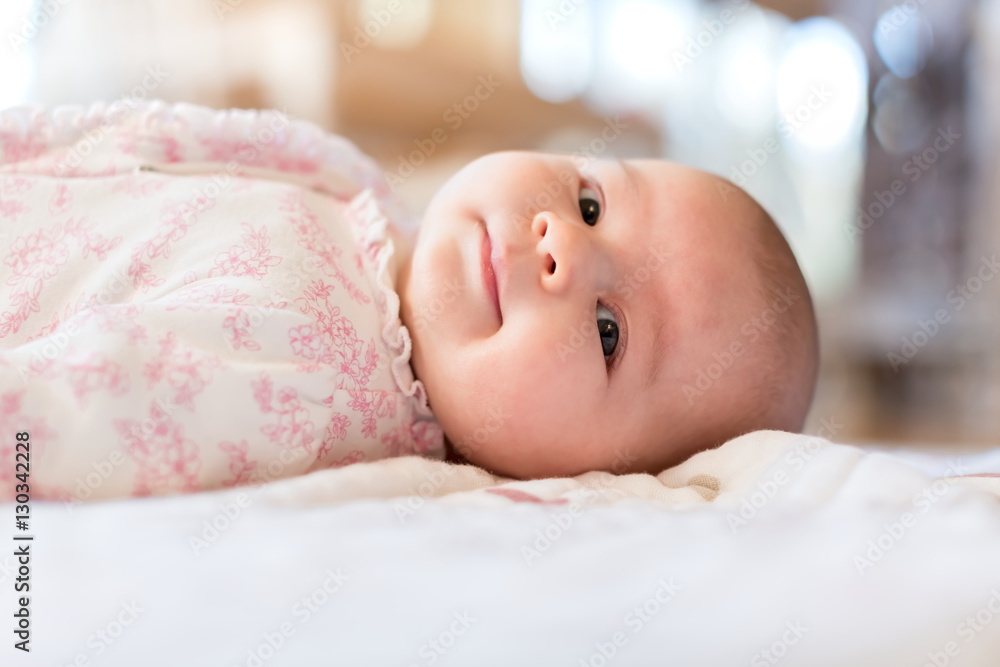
[{"x1": 0, "y1": 99, "x2": 444, "y2": 502}]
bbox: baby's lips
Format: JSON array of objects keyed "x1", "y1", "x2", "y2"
[
  {"x1": 480, "y1": 220, "x2": 502, "y2": 324},
  {"x1": 488, "y1": 226, "x2": 509, "y2": 322}
]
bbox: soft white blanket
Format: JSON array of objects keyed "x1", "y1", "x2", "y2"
[{"x1": 7, "y1": 430, "x2": 1000, "y2": 666}]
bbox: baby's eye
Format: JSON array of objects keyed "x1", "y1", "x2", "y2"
[
  {"x1": 597, "y1": 303, "x2": 619, "y2": 362},
  {"x1": 579, "y1": 187, "x2": 601, "y2": 226}
]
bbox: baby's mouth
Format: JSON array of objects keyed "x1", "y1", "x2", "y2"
[{"x1": 480, "y1": 221, "x2": 502, "y2": 325}]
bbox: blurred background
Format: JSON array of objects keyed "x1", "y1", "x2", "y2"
[{"x1": 1, "y1": 0, "x2": 998, "y2": 449}]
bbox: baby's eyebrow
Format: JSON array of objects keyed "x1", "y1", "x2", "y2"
[
  {"x1": 614, "y1": 157, "x2": 638, "y2": 201},
  {"x1": 612, "y1": 156, "x2": 663, "y2": 390},
  {"x1": 644, "y1": 318, "x2": 667, "y2": 391}
]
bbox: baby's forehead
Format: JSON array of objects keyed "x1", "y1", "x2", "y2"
[
  {"x1": 595, "y1": 158, "x2": 730, "y2": 212},
  {"x1": 617, "y1": 161, "x2": 763, "y2": 240}
]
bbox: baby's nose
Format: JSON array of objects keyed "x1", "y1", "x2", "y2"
[
  {"x1": 530, "y1": 213, "x2": 557, "y2": 275},
  {"x1": 531, "y1": 211, "x2": 590, "y2": 294}
]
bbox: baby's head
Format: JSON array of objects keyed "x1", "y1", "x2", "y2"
[{"x1": 398, "y1": 151, "x2": 818, "y2": 479}]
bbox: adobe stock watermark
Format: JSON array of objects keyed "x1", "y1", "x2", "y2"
[
  {"x1": 339, "y1": 0, "x2": 416, "y2": 62},
  {"x1": 62, "y1": 393, "x2": 189, "y2": 511},
  {"x1": 405, "y1": 611, "x2": 478, "y2": 667},
  {"x1": 384, "y1": 74, "x2": 503, "y2": 190},
  {"x1": 237, "y1": 251, "x2": 349, "y2": 358},
  {"x1": 518, "y1": 489, "x2": 594, "y2": 566},
  {"x1": 556, "y1": 245, "x2": 668, "y2": 363},
  {"x1": 673, "y1": 0, "x2": 751, "y2": 72},
  {"x1": 578, "y1": 578, "x2": 682, "y2": 667},
  {"x1": 543, "y1": 0, "x2": 589, "y2": 30},
  {"x1": 920, "y1": 589, "x2": 1000, "y2": 667},
  {"x1": 726, "y1": 416, "x2": 843, "y2": 532},
  {"x1": 512, "y1": 115, "x2": 630, "y2": 235},
  {"x1": 54, "y1": 600, "x2": 144, "y2": 667},
  {"x1": 447, "y1": 404, "x2": 511, "y2": 461},
  {"x1": 232, "y1": 567, "x2": 349, "y2": 667},
  {"x1": 188, "y1": 445, "x2": 314, "y2": 556},
  {"x1": 171, "y1": 107, "x2": 294, "y2": 232},
  {"x1": 221, "y1": 280, "x2": 304, "y2": 355},
  {"x1": 887, "y1": 255, "x2": 1000, "y2": 371},
  {"x1": 62, "y1": 449, "x2": 127, "y2": 511},
  {"x1": 54, "y1": 68, "x2": 171, "y2": 175},
  {"x1": 409, "y1": 278, "x2": 465, "y2": 333},
  {"x1": 571, "y1": 116, "x2": 630, "y2": 172},
  {"x1": 214, "y1": 0, "x2": 244, "y2": 19},
  {"x1": 750, "y1": 620, "x2": 810, "y2": 667},
  {"x1": 853, "y1": 459, "x2": 968, "y2": 575},
  {"x1": 7, "y1": 0, "x2": 74, "y2": 53},
  {"x1": 719, "y1": 84, "x2": 834, "y2": 199},
  {"x1": 394, "y1": 464, "x2": 461, "y2": 523},
  {"x1": 269, "y1": 252, "x2": 324, "y2": 297},
  {"x1": 16, "y1": 216, "x2": 140, "y2": 346},
  {"x1": 682, "y1": 285, "x2": 801, "y2": 405},
  {"x1": 13, "y1": 315, "x2": 97, "y2": 387},
  {"x1": 521, "y1": 449, "x2": 638, "y2": 566},
  {"x1": 877, "y1": 0, "x2": 931, "y2": 37},
  {"x1": 843, "y1": 125, "x2": 960, "y2": 243}
]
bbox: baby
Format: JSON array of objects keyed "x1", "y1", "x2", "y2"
[
  {"x1": 399, "y1": 151, "x2": 819, "y2": 479},
  {"x1": 0, "y1": 102, "x2": 816, "y2": 500}
]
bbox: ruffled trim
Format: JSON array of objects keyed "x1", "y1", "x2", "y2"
[{"x1": 346, "y1": 189, "x2": 436, "y2": 420}]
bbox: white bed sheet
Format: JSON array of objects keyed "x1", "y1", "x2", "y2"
[{"x1": 4, "y1": 432, "x2": 1000, "y2": 667}]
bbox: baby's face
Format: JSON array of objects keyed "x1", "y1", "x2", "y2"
[{"x1": 398, "y1": 151, "x2": 804, "y2": 478}]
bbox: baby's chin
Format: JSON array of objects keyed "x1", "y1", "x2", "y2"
[{"x1": 445, "y1": 439, "x2": 629, "y2": 480}]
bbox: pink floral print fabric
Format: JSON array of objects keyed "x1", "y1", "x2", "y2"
[{"x1": 0, "y1": 100, "x2": 443, "y2": 501}]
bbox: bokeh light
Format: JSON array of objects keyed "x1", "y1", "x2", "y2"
[
  {"x1": 359, "y1": 0, "x2": 434, "y2": 50},
  {"x1": 776, "y1": 17, "x2": 868, "y2": 153},
  {"x1": 519, "y1": 0, "x2": 595, "y2": 103},
  {"x1": 587, "y1": 0, "x2": 696, "y2": 112},
  {"x1": 714, "y1": 8, "x2": 789, "y2": 133},
  {"x1": 0, "y1": 0, "x2": 35, "y2": 109},
  {"x1": 873, "y1": 4, "x2": 934, "y2": 79}
]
